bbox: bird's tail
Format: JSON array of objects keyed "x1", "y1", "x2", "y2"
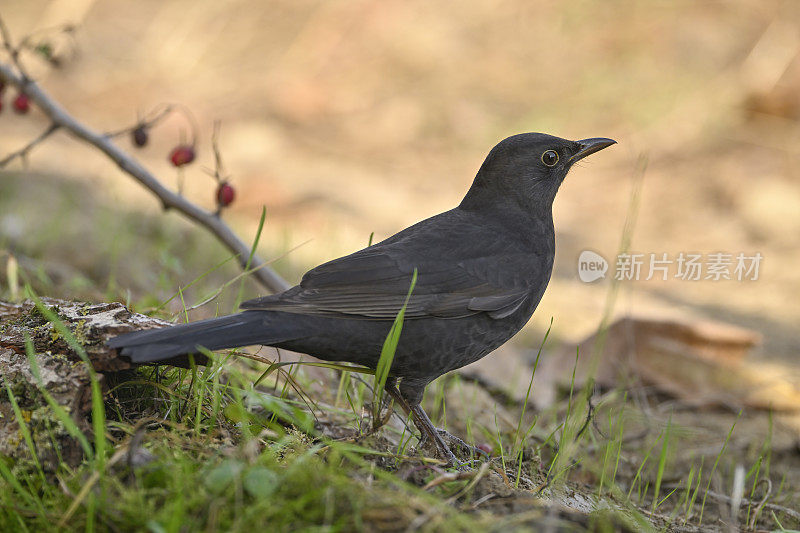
[{"x1": 107, "y1": 311, "x2": 297, "y2": 364}]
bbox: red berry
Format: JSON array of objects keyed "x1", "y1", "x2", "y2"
[
  {"x1": 169, "y1": 145, "x2": 195, "y2": 167},
  {"x1": 132, "y1": 125, "x2": 148, "y2": 147},
  {"x1": 216, "y1": 182, "x2": 235, "y2": 207},
  {"x1": 476, "y1": 443, "x2": 494, "y2": 457},
  {"x1": 13, "y1": 93, "x2": 30, "y2": 114}
]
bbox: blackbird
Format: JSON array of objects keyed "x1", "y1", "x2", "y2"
[{"x1": 108, "y1": 132, "x2": 615, "y2": 465}]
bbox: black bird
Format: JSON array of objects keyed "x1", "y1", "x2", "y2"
[{"x1": 108, "y1": 133, "x2": 615, "y2": 464}]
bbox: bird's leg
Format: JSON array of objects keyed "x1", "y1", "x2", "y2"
[
  {"x1": 387, "y1": 379, "x2": 486, "y2": 467},
  {"x1": 408, "y1": 403, "x2": 460, "y2": 467},
  {"x1": 414, "y1": 410, "x2": 489, "y2": 462},
  {"x1": 384, "y1": 378, "x2": 413, "y2": 414},
  {"x1": 384, "y1": 381, "x2": 442, "y2": 451},
  {"x1": 384, "y1": 380, "x2": 458, "y2": 465},
  {"x1": 374, "y1": 378, "x2": 408, "y2": 431}
]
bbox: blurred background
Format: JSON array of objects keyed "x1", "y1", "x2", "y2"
[{"x1": 1, "y1": 0, "x2": 799, "y2": 364}]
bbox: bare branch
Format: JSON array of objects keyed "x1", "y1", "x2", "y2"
[{"x1": 0, "y1": 61, "x2": 290, "y2": 294}]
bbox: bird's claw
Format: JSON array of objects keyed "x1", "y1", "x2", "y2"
[
  {"x1": 436, "y1": 429, "x2": 489, "y2": 459},
  {"x1": 417, "y1": 427, "x2": 489, "y2": 468}
]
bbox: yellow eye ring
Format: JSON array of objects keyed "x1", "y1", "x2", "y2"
[{"x1": 541, "y1": 150, "x2": 559, "y2": 167}]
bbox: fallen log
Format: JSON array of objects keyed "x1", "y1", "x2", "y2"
[{"x1": 0, "y1": 298, "x2": 172, "y2": 470}]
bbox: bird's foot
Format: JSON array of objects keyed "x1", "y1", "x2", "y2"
[
  {"x1": 435, "y1": 428, "x2": 490, "y2": 461},
  {"x1": 406, "y1": 403, "x2": 486, "y2": 469},
  {"x1": 417, "y1": 427, "x2": 488, "y2": 469},
  {"x1": 421, "y1": 442, "x2": 475, "y2": 471}
]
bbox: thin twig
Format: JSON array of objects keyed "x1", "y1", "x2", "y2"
[
  {"x1": 103, "y1": 103, "x2": 174, "y2": 138},
  {"x1": 208, "y1": 120, "x2": 228, "y2": 182},
  {"x1": 748, "y1": 478, "x2": 772, "y2": 530},
  {"x1": 0, "y1": 123, "x2": 59, "y2": 167},
  {"x1": 0, "y1": 61, "x2": 290, "y2": 293},
  {"x1": 0, "y1": 15, "x2": 29, "y2": 80},
  {"x1": 574, "y1": 390, "x2": 596, "y2": 441}
]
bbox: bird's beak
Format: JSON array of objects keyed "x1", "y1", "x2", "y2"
[{"x1": 570, "y1": 137, "x2": 617, "y2": 162}]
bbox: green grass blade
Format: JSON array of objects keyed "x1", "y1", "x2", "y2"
[
  {"x1": 0, "y1": 456, "x2": 41, "y2": 511},
  {"x1": 4, "y1": 383, "x2": 44, "y2": 480},
  {"x1": 513, "y1": 317, "x2": 552, "y2": 455},
  {"x1": 254, "y1": 361, "x2": 375, "y2": 388},
  {"x1": 627, "y1": 429, "x2": 663, "y2": 501},
  {"x1": 698, "y1": 410, "x2": 741, "y2": 525},
  {"x1": 686, "y1": 461, "x2": 704, "y2": 521},
  {"x1": 652, "y1": 414, "x2": 672, "y2": 511},
  {"x1": 371, "y1": 269, "x2": 417, "y2": 428},
  {"x1": 23, "y1": 334, "x2": 93, "y2": 459},
  {"x1": 26, "y1": 288, "x2": 107, "y2": 468},
  {"x1": 154, "y1": 254, "x2": 237, "y2": 312},
  {"x1": 235, "y1": 206, "x2": 267, "y2": 310}
]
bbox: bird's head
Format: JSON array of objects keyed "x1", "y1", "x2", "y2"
[{"x1": 460, "y1": 132, "x2": 616, "y2": 215}]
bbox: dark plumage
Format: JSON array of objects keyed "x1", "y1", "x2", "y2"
[{"x1": 108, "y1": 132, "x2": 615, "y2": 464}]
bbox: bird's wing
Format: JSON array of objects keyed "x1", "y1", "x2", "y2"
[{"x1": 240, "y1": 247, "x2": 539, "y2": 320}]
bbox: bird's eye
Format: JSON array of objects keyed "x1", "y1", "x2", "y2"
[{"x1": 541, "y1": 150, "x2": 559, "y2": 167}]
